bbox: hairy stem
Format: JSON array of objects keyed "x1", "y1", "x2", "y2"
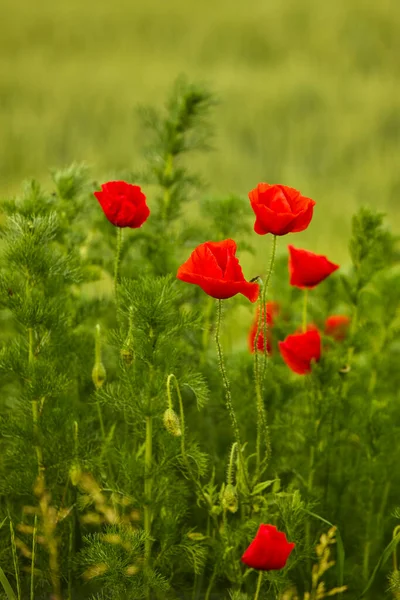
[
  {"x1": 204, "y1": 566, "x2": 217, "y2": 600},
  {"x1": 215, "y1": 300, "x2": 248, "y2": 491},
  {"x1": 254, "y1": 571, "x2": 263, "y2": 600},
  {"x1": 168, "y1": 374, "x2": 216, "y2": 514},
  {"x1": 114, "y1": 227, "x2": 123, "y2": 314},
  {"x1": 162, "y1": 153, "x2": 174, "y2": 220},
  {"x1": 30, "y1": 515, "x2": 37, "y2": 600},
  {"x1": 10, "y1": 521, "x2": 21, "y2": 600},
  {"x1": 253, "y1": 235, "x2": 277, "y2": 479},
  {"x1": 144, "y1": 411, "x2": 153, "y2": 586},
  {"x1": 302, "y1": 288, "x2": 309, "y2": 332}
]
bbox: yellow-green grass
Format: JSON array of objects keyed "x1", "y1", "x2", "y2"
[{"x1": 1, "y1": 0, "x2": 399, "y2": 264}]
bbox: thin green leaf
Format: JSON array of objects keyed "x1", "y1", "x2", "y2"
[
  {"x1": 357, "y1": 531, "x2": 400, "y2": 599},
  {"x1": 0, "y1": 566, "x2": 17, "y2": 600},
  {"x1": 251, "y1": 480, "x2": 277, "y2": 496},
  {"x1": 303, "y1": 509, "x2": 345, "y2": 588}
]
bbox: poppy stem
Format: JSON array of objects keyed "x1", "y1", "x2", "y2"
[
  {"x1": 114, "y1": 227, "x2": 123, "y2": 314},
  {"x1": 167, "y1": 374, "x2": 214, "y2": 511},
  {"x1": 215, "y1": 300, "x2": 249, "y2": 491},
  {"x1": 261, "y1": 234, "x2": 277, "y2": 377},
  {"x1": 253, "y1": 234, "x2": 277, "y2": 480},
  {"x1": 302, "y1": 288, "x2": 308, "y2": 332},
  {"x1": 393, "y1": 526, "x2": 400, "y2": 572},
  {"x1": 254, "y1": 571, "x2": 263, "y2": 600},
  {"x1": 144, "y1": 412, "x2": 153, "y2": 577}
]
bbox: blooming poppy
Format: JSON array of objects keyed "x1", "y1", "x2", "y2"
[
  {"x1": 288, "y1": 245, "x2": 339, "y2": 289},
  {"x1": 248, "y1": 183, "x2": 315, "y2": 236},
  {"x1": 279, "y1": 329, "x2": 321, "y2": 375},
  {"x1": 94, "y1": 181, "x2": 150, "y2": 228},
  {"x1": 241, "y1": 524, "x2": 295, "y2": 571},
  {"x1": 248, "y1": 302, "x2": 280, "y2": 354},
  {"x1": 177, "y1": 239, "x2": 259, "y2": 302},
  {"x1": 325, "y1": 315, "x2": 350, "y2": 341}
]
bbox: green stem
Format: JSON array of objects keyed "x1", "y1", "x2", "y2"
[
  {"x1": 9, "y1": 521, "x2": 21, "y2": 600},
  {"x1": 28, "y1": 328, "x2": 34, "y2": 363},
  {"x1": 162, "y1": 153, "x2": 173, "y2": 220},
  {"x1": 253, "y1": 235, "x2": 277, "y2": 479},
  {"x1": 215, "y1": 300, "x2": 249, "y2": 491},
  {"x1": 114, "y1": 227, "x2": 123, "y2": 314},
  {"x1": 302, "y1": 288, "x2": 309, "y2": 332},
  {"x1": 144, "y1": 412, "x2": 153, "y2": 578},
  {"x1": 30, "y1": 515, "x2": 37, "y2": 600},
  {"x1": 204, "y1": 566, "x2": 217, "y2": 600},
  {"x1": 393, "y1": 525, "x2": 400, "y2": 572},
  {"x1": 201, "y1": 296, "x2": 214, "y2": 366},
  {"x1": 227, "y1": 442, "x2": 237, "y2": 486},
  {"x1": 260, "y1": 234, "x2": 277, "y2": 379},
  {"x1": 254, "y1": 571, "x2": 263, "y2": 600},
  {"x1": 96, "y1": 401, "x2": 106, "y2": 441},
  {"x1": 167, "y1": 375, "x2": 216, "y2": 514}
]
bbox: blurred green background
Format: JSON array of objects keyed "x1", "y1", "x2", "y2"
[{"x1": 1, "y1": 0, "x2": 399, "y2": 261}]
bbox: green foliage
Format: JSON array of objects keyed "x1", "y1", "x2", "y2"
[{"x1": 0, "y1": 79, "x2": 399, "y2": 600}]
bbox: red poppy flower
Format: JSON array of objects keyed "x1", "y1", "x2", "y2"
[
  {"x1": 248, "y1": 302, "x2": 280, "y2": 354},
  {"x1": 278, "y1": 329, "x2": 321, "y2": 375},
  {"x1": 248, "y1": 183, "x2": 315, "y2": 236},
  {"x1": 94, "y1": 181, "x2": 150, "y2": 228},
  {"x1": 288, "y1": 245, "x2": 339, "y2": 289},
  {"x1": 177, "y1": 239, "x2": 259, "y2": 302},
  {"x1": 241, "y1": 524, "x2": 295, "y2": 571},
  {"x1": 325, "y1": 315, "x2": 350, "y2": 341}
]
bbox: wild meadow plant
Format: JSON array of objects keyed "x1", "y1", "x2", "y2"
[{"x1": 0, "y1": 79, "x2": 399, "y2": 600}]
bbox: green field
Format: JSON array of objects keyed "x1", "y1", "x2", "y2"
[{"x1": 1, "y1": 0, "x2": 399, "y2": 260}]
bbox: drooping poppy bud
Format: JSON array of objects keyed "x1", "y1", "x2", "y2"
[
  {"x1": 163, "y1": 408, "x2": 182, "y2": 437},
  {"x1": 92, "y1": 324, "x2": 106, "y2": 389},
  {"x1": 241, "y1": 524, "x2": 295, "y2": 570}
]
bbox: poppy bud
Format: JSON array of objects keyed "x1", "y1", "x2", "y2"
[
  {"x1": 121, "y1": 306, "x2": 135, "y2": 365},
  {"x1": 92, "y1": 324, "x2": 106, "y2": 389},
  {"x1": 92, "y1": 361, "x2": 106, "y2": 390},
  {"x1": 163, "y1": 408, "x2": 182, "y2": 436},
  {"x1": 69, "y1": 462, "x2": 82, "y2": 486},
  {"x1": 120, "y1": 346, "x2": 134, "y2": 366},
  {"x1": 222, "y1": 484, "x2": 238, "y2": 513}
]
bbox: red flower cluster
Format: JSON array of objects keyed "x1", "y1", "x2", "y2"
[
  {"x1": 241, "y1": 524, "x2": 295, "y2": 571},
  {"x1": 248, "y1": 302, "x2": 280, "y2": 354},
  {"x1": 94, "y1": 181, "x2": 150, "y2": 228},
  {"x1": 176, "y1": 239, "x2": 259, "y2": 302},
  {"x1": 249, "y1": 183, "x2": 315, "y2": 236}
]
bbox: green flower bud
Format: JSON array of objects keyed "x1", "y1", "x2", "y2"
[
  {"x1": 92, "y1": 361, "x2": 106, "y2": 389},
  {"x1": 163, "y1": 408, "x2": 182, "y2": 436},
  {"x1": 69, "y1": 462, "x2": 82, "y2": 486},
  {"x1": 222, "y1": 484, "x2": 238, "y2": 513},
  {"x1": 120, "y1": 345, "x2": 134, "y2": 366}
]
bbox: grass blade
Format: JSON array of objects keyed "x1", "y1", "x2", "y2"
[
  {"x1": 0, "y1": 566, "x2": 17, "y2": 600},
  {"x1": 357, "y1": 531, "x2": 400, "y2": 599},
  {"x1": 303, "y1": 508, "x2": 345, "y2": 587}
]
